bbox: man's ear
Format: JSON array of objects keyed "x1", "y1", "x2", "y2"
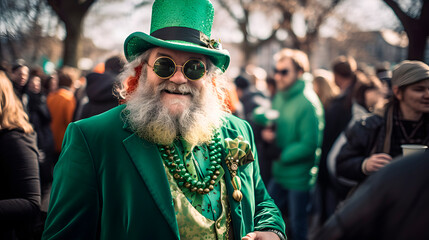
[{"x1": 392, "y1": 85, "x2": 402, "y2": 101}]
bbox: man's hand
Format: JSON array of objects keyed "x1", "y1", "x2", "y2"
[
  {"x1": 242, "y1": 231, "x2": 280, "y2": 240},
  {"x1": 362, "y1": 153, "x2": 392, "y2": 174}
]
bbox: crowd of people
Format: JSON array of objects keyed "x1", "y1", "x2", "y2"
[
  {"x1": 0, "y1": 55, "x2": 125, "y2": 239},
  {"x1": 1, "y1": 0, "x2": 429, "y2": 239},
  {"x1": 235, "y1": 56, "x2": 429, "y2": 239}
]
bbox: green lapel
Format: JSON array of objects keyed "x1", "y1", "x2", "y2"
[
  {"x1": 122, "y1": 132, "x2": 180, "y2": 239},
  {"x1": 220, "y1": 127, "x2": 243, "y2": 239}
]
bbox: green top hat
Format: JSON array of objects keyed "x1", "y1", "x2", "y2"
[{"x1": 124, "y1": 0, "x2": 230, "y2": 72}]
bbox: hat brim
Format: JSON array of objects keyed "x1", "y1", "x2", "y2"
[{"x1": 124, "y1": 32, "x2": 230, "y2": 72}]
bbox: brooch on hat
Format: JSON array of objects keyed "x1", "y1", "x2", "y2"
[
  {"x1": 200, "y1": 32, "x2": 222, "y2": 50},
  {"x1": 224, "y1": 136, "x2": 254, "y2": 202}
]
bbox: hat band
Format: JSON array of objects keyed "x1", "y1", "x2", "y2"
[{"x1": 151, "y1": 27, "x2": 209, "y2": 48}]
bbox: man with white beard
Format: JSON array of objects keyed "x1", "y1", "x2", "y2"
[{"x1": 42, "y1": 0, "x2": 285, "y2": 239}]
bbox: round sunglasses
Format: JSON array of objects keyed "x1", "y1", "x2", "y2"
[
  {"x1": 273, "y1": 68, "x2": 289, "y2": 76},
  {"x1": 147, "y1": 56, "x2": 207, "y2": 81}
]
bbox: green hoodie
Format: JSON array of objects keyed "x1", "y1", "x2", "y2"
[{"x1": 271, "y1": 78, "x2": 324, "y2": 191}]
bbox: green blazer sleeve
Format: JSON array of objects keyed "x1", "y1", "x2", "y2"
[
  {"x1": 224, "y1": 116, "x2": 286, "y2": 237},
  {"x1": 43, "y1": 106, "x2": 180, "y2": 240}
]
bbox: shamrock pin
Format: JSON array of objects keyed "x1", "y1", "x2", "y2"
[{"x1": 224, "y1": 136, "x2": 254, "y2": 201}]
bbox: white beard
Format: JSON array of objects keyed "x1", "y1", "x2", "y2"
[{"x1": 123, "y1": 73, "x2": 225, "y2": 146}]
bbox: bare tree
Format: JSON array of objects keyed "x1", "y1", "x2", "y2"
[
  {"x1": 47, "y1": 0, "x2": 96, "y2": 67},
  {"x1": 215, "y1": 0, "x2": 343, "y2": 66},
  {"x1": 0, "y1": 0, "x2": 41, "y2": 62},
  {"x1": 299, "y1": 0, "x2": 343, "y2": 54},
  {"x1": 383, "y1": 0, "x2": 429, "y2": 61},
  {"x1": 134, "y1": 0, "x2": 153, "y2": 8},
  {"x1": 2, "y1": 0, "x2": 152, "y2": 68}
]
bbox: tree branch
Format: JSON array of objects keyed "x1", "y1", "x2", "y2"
[
  {"x1": 306, "y1": 0, "x2": 343, "y2": 41},
  {"x1": 383, "y1": 0, "x2": 414, "y2": 30},
  {"x1": 216, "y1": 0, "x2": 241, "y2": 22},
  {"x1": 47, "y1": 0, "x2": 66, "y2": 22},
  {"x1": 419, "y1": 0, "x2": 429, "y2": 35},
  {"x1": 135, "y1": 0, "x2": 152, "y2": 8},
  {"x1": 81, "y1": 0, "x2": 97, "y2": 13}
]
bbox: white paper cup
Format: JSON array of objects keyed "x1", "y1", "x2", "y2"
[{"x1": 401, "y1": 144, "x2": 428, "y2": 156}]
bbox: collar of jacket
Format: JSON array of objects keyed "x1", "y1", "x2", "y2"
[{"x1": 278, "y1": 78, "x2": 305, "y2": 99}]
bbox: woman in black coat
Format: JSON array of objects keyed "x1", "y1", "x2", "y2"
[
  {"x1": 336, "y1": 60, "x2": 429, "y2": 187},
  {"x1": 0, "y1": 71, "x2": 41, "y2": 239},
  {"x1": 26, "y1": 75, "x2": 55, "y2": 209}
]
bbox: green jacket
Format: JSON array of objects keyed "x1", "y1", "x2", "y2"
[
  {"x1": 42, "y1": 105, "x2": 285, "y2": 240},
  {"x1": 272, "y1": 79, "x2": 324, "y2": 191}
]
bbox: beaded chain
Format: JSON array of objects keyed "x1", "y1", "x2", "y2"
[
  {"x1": 226, "y1": 211, "x2": 232, "y2": 240},
  {"x1": 158, "y1": 132, "x2": 223, "y2": 195}
]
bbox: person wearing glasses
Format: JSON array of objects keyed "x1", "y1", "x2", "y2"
[
  {"x1": 42, "y1": 0, "x2": 285, "y2": 240},
  {"x1": 260, "y1": 48, "x2": 324, "y2": 240}
]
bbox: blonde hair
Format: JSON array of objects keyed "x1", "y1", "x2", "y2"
[
  {"x1": 274, "y1": 48, "x2": 310, "y2": 72},
  {"x1": 0, "y1": 71, "x2": 34, "y2": 133},
  {"x1": 313, "y1": 69, "x2": 340, "y2": 107}
]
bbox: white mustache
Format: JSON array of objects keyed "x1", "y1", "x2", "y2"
[{"x1": 159, "y1": 82, "x2": 199, "y2": 96}]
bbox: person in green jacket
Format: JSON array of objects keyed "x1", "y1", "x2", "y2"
[
  {"x1": 260, "y1": 48, "x2": 324, "y2": 240},
  {"x1": 42, "y1": 0, "x2": 285, "y2": 240}
]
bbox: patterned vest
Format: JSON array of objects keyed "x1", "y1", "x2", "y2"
[{"x1": 164, "y1": 164, "x2": 233, "y2": 240}]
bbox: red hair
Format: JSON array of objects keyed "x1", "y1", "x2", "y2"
[
  {"x1": 120, "y1": 64, "x2": 143, "y2": 104},
  {"x1": 126, "y1": 64, "x2": 143, "y2": 94},
  {"x1": 211, "y1": 77, "x2": 231, "y2": 113}
]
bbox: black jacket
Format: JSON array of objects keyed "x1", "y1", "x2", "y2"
[
  {"x1": 78, "y1": 72, "x2": 119, "y2": 120},
  {"x1": 336, "y1": 114, "x2": 385, "y2": 182},
  {"x1": 318, "y1": 89, "x2": 353, "y2": 194},
  {"x1": 314, "y1": 151, "x2": 429, "y2": 240},
  {"x1": 336, "y1": 109, "x2": 429, "y2": 184},
  {"x1": 321, "y1": 92, "x2": 353, "y2": 158},
  {"x1": 27, "y1": 91, "x2": 55, "y2": 209},
  {"x1": 27, "y1": 92, "x2": 55, "y2": 155},
  {"x1": 0, "y1": 129, "x2": 41, "y2": 239}
]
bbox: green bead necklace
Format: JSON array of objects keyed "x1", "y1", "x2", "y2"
[{"x1": 158, "y1": 132, "x2": 223, "y2": 195}]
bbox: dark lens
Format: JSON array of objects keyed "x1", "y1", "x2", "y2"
[
  {"x1": 153, "y1": 57, "x2": 175, "y2": 78},
  {"x1": 184, "y1": 59, "x2": 205, "y2": 80},
  {"x1": 281, "y1": 69, "x2": 288, "y2": 75},
  {"x1": 274, "y1": 68, "x2": 288, "y2": 76}
]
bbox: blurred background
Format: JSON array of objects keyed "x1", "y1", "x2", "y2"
[{"x1": 0, "y1": 0, "x2": 427, "y2": 77}]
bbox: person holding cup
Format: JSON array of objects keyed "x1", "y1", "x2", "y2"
[{"x1": 335, "y1": 60, "x2": 429, "y2": 190}]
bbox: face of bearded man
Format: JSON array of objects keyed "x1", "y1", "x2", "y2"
[{"x1": 123, "y1": 47, "x2": 225, "y2": 146}]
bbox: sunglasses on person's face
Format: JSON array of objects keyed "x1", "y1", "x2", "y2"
[
  {"x1": 274, "y1": 68, "x2": 289, "y2": 76},
  {"x1": 148, "y1": 56, "x2": 207, "y2": 81}
]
